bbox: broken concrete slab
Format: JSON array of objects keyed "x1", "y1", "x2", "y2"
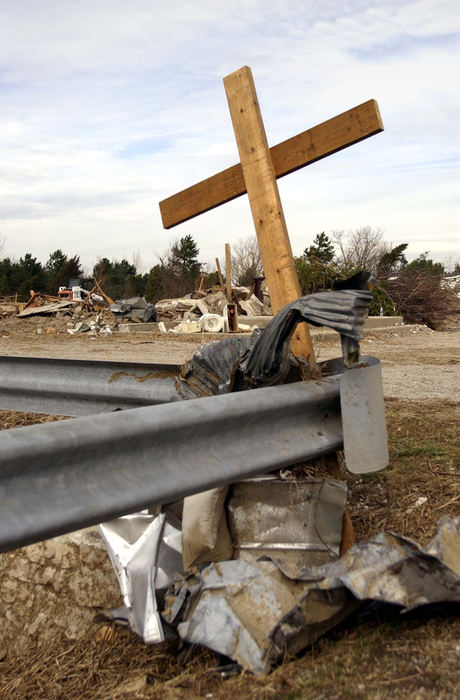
[
  {"x1": 239, "y1": 294, "x2": 264, "y2": 316},
  {"x1": 0, "y1": 528, "x2": 120, "y2": 654},
  {"x1": 173, "y1": 320, "x2": 202, "y2": 334}
]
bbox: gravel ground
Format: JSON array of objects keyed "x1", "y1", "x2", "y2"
[{"x1": 1, "y1": 321, "x2": 458, "y2": 400}]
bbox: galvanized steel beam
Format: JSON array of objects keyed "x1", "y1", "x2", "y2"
[
  {"x1": 0, "y1": 376, "x2": 342, "y2": 553},
  {"x1": 0, "y1": 356, "x2": 181, "y2": 415}
]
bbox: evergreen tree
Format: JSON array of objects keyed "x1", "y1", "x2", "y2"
[
  {"x1": 295, "y1": 232, "x2": 337, "y2": 294},
  {"x1": 168, "y1": 235, "x2": 201, "y2": 278},
  {"x1": 45, "y1": 249, "x2": 83, "y2": 293},
  {"x1": 92, "y1": 257, "x2": 139, "y2": 300},
  {"x1": 12, "y1": 254, "x2": 47, "y2": 300},
  {"x1": 303, "y1": 232, "x2": 335, "y2": 264},
  {"x1": 144, "y1": 264, "x2": 165, "y2": 303},
  {"x1": 0, "y1": 258, "x2": 14, "y2": 297},
  {"x1": 377, "y1": 243, "x2": 408, "y2": 277},
  {"x1": 404, "y1": 252, "x2": 444, "y2": 277}
]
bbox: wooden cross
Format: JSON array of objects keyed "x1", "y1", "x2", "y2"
[{"x1": 160, "y1": 66, "x2": 383, "y2": 359}]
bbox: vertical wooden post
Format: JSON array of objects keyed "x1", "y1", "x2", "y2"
[
  {"x1": 225, "y1": 243, "x2": 232, "y2": 301},
  {"x1": 325, "y1": 454, "x2": 356, "y2": 554},
  {"x1": 215, "y1": 257, "x2": 225, "y2": 292},
  {"x1": 223, "y1": 66, "x2": 315, "y2": 360}
]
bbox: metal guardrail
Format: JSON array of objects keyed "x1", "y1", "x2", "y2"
[
  {"x1": 0, "y1": 356, "x2": 181, "y2": 415},
  {"x1": 0, "y1": 375, "x2": 342, "y2": 553}
]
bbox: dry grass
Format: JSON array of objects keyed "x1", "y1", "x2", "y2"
[
  {"x1": 0, "y1": 410, "x2": 67, "y2": 430},
  {"x1": 1, "y1": 609, "x2": 459, "y2": 699},
  {"x1": 1, "y1": 398, "x2": 459, "y2": 699},
  {"x1": 349, "y1": 399, "x2": 459, "y2": 544}
]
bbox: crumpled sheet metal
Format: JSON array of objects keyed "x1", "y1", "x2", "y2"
[
  {"x1": 99, "y1": 512, "x2": 182, "y2": 643},
  {"x1": 292, "y1": 515, "x2": 460, "y2": 609},
  {"x1": 164, "y1": 516, "x2": 460, "y2": 675},
  {"x1": 164, "y1": 559, "x2": 355, "y2": 675},
  {"x1": 109, "y1": 296, "x2": 157, "y2": 323},
  {"x1": 178, "y1": 288, "x2": 373, "y2": 399},
  {"x1": 241, "y1": 288, "x2": 373, "y2": 383},
  {"x1": 227, "y1": 476, "x2": 347, "y2": 569}
]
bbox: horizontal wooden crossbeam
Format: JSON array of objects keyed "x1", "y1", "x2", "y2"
[{"x1": 160, "y1": 99, "x2": 383, "y2": 229}]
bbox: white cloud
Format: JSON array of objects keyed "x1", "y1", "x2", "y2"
[{"x1": 0, "y1": 0, "x2": 458, "y2": 271}]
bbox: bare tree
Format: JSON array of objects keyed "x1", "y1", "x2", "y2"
[
  {"x1": 333, "y1": 227, "x2": 387, "y2": 272},
  {"x1": 131, "y1": 250, "x2": 143, "y2": 274},
  {"x1": 230, "y1": 235, "x2": 263, "y2": 286}
]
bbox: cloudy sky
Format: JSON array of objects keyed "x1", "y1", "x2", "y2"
[{"x1": 1, "y1": 0, "x2": 458, "y2": 273}]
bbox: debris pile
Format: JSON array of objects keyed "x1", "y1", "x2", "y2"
[
  {"x1": 0, "y1": 286, "x2": 158, "y2": 336},
  {"x1": 0, "y1": 295, "x2": 20, "y2": 317},
  {"x1": 154, "y1": 283, "x2": 271, "y2": 334},
  {"x1": 101, "y1": 501, "x2": 460, "y2": 675},
  {"x1": 165, "y1": 515, "x2": 460, "y2": 674},
  {"x1": 1, "y1": 279, "x2": 272, "y2": 335},
  {"x1": 109, "y1": 296, "x2": 157, "y2": 324}
]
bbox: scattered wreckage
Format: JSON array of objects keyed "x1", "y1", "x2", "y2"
[
  {"x1": 0, "y1": 280, "x2": 270, "y2": 336},
  {"x1": 0, "y1": 288, "x2": 157, "y2": 335},
  {"x1": 0, "y1": 286, "x2": 459, "y2": 675}
]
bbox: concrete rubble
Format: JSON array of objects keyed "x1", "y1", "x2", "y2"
[
  {"x1": 155, "y1": 285, "x2": 271, "y2": 322},
  {"x1": 155, "y1": 284, "x2": 272, "y2": 334}
]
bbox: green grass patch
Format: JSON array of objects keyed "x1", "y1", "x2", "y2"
[{"x1": 391, "y1": 439, "x2": 447, "y2": 458}]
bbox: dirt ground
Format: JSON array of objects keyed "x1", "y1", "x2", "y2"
[
  {"x1": 0, "y1": 320, "x2": 459, "y2": 698},
  {"x1": 1, "y1": 319, "x2": 459, "y2": 399}
]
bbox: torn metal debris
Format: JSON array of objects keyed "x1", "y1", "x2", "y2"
[
  {"x1": 92, "y1": 286, "x2": 456, "y2": 675},
  {"x1": 109, "y1": 296, "x2": 157, "y2": 323},
  {"x1": 178, "y1": 288, "x2": 373, "y2": 400},
  {"x1": 227, "y1": 475, "x2": 347, "y2": 569},
  {"x1": 99, "y1": 512, "x2": 182, "y2": 643},
  {"x1": 161, "y1": 516, "x2": 460, "y2": 675}
]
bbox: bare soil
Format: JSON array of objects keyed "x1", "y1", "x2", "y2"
[{"x1": 0, "y1": 320, "x2": 459, "y2": 698}]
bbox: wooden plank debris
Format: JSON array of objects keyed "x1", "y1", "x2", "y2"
[
  {"x1": 225, "y1": 243, "x2": 232, "y2": 301},
  {"x1": 215, "y1": 257, "x2": 225, "y2": 292}
]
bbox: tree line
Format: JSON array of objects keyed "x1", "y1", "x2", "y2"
[
  {"x1": 0, "y1": 228, "x2": 457, "y2": 328},
  {"x1": 0, "y1": 234, "x2": 208, "y2": 303},
  {"x1": 293, "y1": 228, "x2": 456, "y2": 328},
  {"x1": 228, "y1": 227, "x2": 457, "y2": 327}
]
